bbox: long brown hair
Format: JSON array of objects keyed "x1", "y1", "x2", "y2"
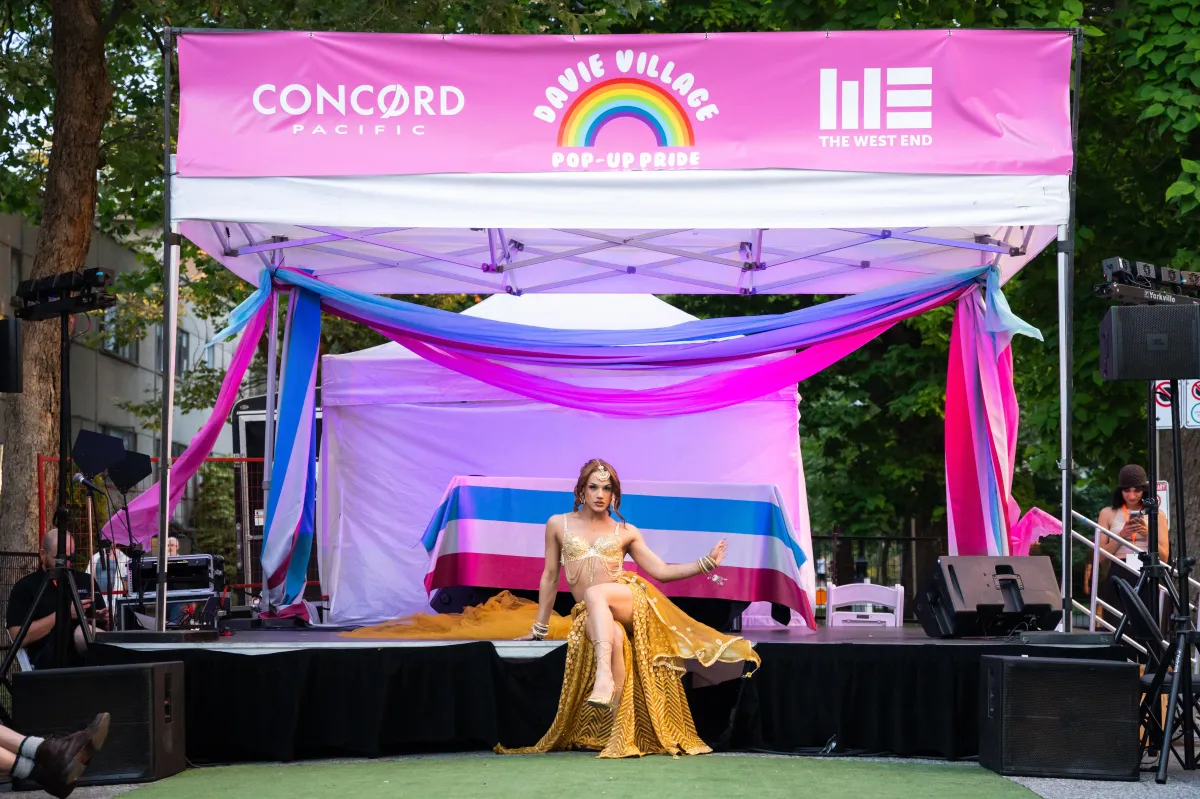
[{"x1": 572, "y1": 458, "x2": 626, "y2": 522}]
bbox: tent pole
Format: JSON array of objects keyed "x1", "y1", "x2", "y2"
[
  {"x1": 155, "y1": 28, "x2": 177, "y2": 633},
  {"x1": 260, "y1": 289, "x2": 280, "y2": 612},
  {"x1": 1057, "y1": 28, "x2": 1083, "y2": 632},
  {"x1": 1057, "y1": 225, "x2": 1074, "y2": 630}
]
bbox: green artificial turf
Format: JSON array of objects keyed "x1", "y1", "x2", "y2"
[{"x1": 122, "y1": 753, "x2": 1036, "y2": 799}]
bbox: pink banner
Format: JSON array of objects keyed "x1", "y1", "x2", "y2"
[{"x1": 177, "y1": 30, "x2": 1073, "y2": 178}]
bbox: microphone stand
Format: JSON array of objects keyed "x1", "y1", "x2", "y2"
[
  {"x1": 77, "y1": 477, "x2": 118, "y2": 635},
  {"x1": 104, "y1": 475, "x2": 142, "y2": 629},
  {"x1": 1, "y1": 309, "x2": 93, "y2": 710}
]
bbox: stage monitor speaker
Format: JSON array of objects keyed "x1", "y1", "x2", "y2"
[
  {"x1": 1100, "y1": 304, "x2": 1200, "y2": 381},
  {"x1": 0, "y1": 316, "x2": 20, "y2": 393},
  {"x1": 979, "y1": 655, "x2": 1139, "y2": 780},
  {"x1": 12, "y1": 662, "x2": 185, "y2": 788},
  {"x1": 916, "y1": 555, "x2": 1061, "y2": 638}
]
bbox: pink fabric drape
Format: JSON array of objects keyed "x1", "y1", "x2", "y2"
[
  {"x1": 102, "y1": 297, "x2": 271, "y2": 545},
  {"x1": 1010, "y1": 507, "x2": 1061, "y2": 557},
  {"x1": 944, "y1": 287, "x2": 1025, "y2": 556},
  {"x1": 385, "y1": 326, "x2": 891, "y2": 418},
  {"x1": 329, "y1": 282, "x2": 970, "y2": 418}
]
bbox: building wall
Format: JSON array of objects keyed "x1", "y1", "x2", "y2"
[{"x1": 0, "y1": 215, "x2": 235, "y2": 474}]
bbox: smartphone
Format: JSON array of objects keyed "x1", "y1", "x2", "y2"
[
  {"x1": 1128, "y1": 510, "x2": 1145, "y2": 519},
  {"x1": 74, "y1": 586, "x2": 95, "y2": 618}
]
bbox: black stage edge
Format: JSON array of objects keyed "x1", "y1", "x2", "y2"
[
  {"x1": 87, "y1": 637, "x2": 1125, "y2": 763},
  {"x1": 95, "y1": 630, "x2": 220, "y2": 644}
]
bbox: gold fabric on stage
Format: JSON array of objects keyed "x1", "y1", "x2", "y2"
[
  {"x1": 497, "y1": 573, "x2": 760, "y2": 758},
  {"x1": 341, "y1": 573, "x2": 760, "y2": 758},
  {"x1": 341, "y1": 590, "x2": 574, "y2": 641}
]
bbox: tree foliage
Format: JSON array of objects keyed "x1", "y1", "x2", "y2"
[{"x1": 3, "y1": 0, "x2": 1198, "y2": 545}]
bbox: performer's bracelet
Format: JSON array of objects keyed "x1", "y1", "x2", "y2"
[{"x1": 531, "y1": 621, "x2": 550, "y2": 640}]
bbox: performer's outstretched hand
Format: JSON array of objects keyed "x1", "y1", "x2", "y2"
[
  {"x1": 514, "y1": 632, "x2": 537, "y2": 641},
  {"x1": 707, "y1": 539, "x2": 728, "y2": 568}
]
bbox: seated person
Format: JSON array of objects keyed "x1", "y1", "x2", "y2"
[
  {"x1": 7, "y1": 531, "x2": 109, "y2": 669},
  {"x1": 167, "y1": 536, "x2": 179, "y2": 557},
  {"x1": 0, "y1": 713, "x2": 110, "y2": 799}
]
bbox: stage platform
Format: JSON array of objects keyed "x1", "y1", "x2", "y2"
[
  {"x1": 100, "y1": 624, "x2": 1112, "y2": 657},
  {"x1": 88, "y1": 626, "x2": 1126, "y2": 765}
]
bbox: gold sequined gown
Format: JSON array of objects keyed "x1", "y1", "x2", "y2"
[{"x1": 346, "y1": 516, "x2": 761, "y2": 758}]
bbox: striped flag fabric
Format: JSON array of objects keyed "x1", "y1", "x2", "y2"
[
  {"x1": 422, "y1": 476, "x2": 814, "y2": 628},
  {"x1": 262, "y1": 288, "x2": 322, "y2": 612}
]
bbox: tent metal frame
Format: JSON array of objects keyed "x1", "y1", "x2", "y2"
[
  {"x1": 154, "y1": 27, "x2": 1083, "y2": 632},
  {"x1": 212, "y1": 223, "x2": 1024, "y2": 296}
]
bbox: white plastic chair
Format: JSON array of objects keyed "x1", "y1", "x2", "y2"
[{"x1": 825, "y1": 582, "x2": 904, "y2": 627}]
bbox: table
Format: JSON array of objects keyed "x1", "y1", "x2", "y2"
[{"x1": 421, "y1": 476, "x2": 811, "y2": 622}]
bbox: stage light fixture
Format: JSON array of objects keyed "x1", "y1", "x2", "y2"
[
  {"x1": 14, "y1": 268, "x2": 115, "y2": 322},
  {"x1": 1096, "y1": 255, "x2": 1200, "y2": 305},
  {"x1": 1102, "y1": 257, "x2": 1134, "y2": 283},
  {"x1": 1180, "y1": 271, "x2": 1200, "y2": 295},
  {"x1": 1158, "y1": 266, "x2": 1183, "y2": 286}
]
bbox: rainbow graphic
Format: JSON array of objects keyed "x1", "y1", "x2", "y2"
[{"x1": 557, "y1": 78, "x2": 696, "y2": 148}]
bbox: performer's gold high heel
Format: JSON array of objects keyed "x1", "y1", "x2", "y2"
[{"x1": 586, "y1": 640, "x2": 615, "y2": 710}]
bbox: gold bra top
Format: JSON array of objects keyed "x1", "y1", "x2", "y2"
[{"x1": 560, "y1": 515, "x2": 625, "y2": 586}]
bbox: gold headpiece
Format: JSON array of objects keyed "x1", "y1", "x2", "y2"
[{"x1": 594, "y1": 466, "x2": 611, "y2": 482}]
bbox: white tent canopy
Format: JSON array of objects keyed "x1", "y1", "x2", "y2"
[
  {"x1": 179, "y1": 179, "x2": 1063, "y2": 296},
  {"x1": 147, "y1": 27, "x2": 1082, "y2": 624}
]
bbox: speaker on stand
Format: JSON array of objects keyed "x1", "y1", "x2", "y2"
[
  {"x1": 1098, "y1": 299, "x2": 1200, "y2": 780},
  {"x1": 1099, "y1": 304, "x2": 1200, "y2": 381}
]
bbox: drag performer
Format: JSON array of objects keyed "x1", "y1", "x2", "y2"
[
  {"x1": 346, "y1": 458, "x2": 760, "y2": 757},
  {"x1": 496, "y1": 459, "x2": 759, "y2": 757}
]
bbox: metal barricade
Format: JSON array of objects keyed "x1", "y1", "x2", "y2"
[{"x1": 1070, "y1": 510, "x2": 1200, "y2": 664}]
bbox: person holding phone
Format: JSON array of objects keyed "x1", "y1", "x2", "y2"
[
  {"x1": 1093, "y1": 464, "x2": 1170, "y2": 617},
  {"x1": 6, "y1": 531, "x2": 109, "y2": 670}
]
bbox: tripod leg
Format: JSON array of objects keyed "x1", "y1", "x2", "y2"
[
  {"x1": 1186, "y1": 666, "x2": 1196, "y2": 769},
  {"x1": 64, "y1": 572, "x2": 93, "y2": 648},
  {"x1": 0, "y1": 574, "x2": 52, "y2": 685},
  {"x1": 1158, "y1": 635, "x2": 1187, "y2": 784}
]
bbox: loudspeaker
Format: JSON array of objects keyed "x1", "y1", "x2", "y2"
[
  {"x1": 12, "y1": 662, "x2": 185, "y2": 788},
  {"x1": 979, "y1": 655, "x2": 1139, "y2": 780},
  {"x1": 916, "y1": 556, "x2": 1061, "y2": 638},
  {"x1": 1100, "y1": 304, "x2": 1200, "y2": 381},
  {"x1": 0, "y1": 316, "x2": 20, "y2": 393}
]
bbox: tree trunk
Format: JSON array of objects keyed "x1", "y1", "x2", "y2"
[
  {"x1": 0, "y1": 0, "x2": 112, "y2": 553},
  {"x1": 1160, "y1": 428, "x2": 1200, "y2": 589}
]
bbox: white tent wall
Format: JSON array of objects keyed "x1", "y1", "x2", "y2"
[{"x1": 318, "y1": 294, "x2": 813, "y2": 626}]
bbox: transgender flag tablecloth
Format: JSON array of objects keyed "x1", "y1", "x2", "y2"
[{"x1": 421, "y1": 476, "x2": 815, "y2": 629}]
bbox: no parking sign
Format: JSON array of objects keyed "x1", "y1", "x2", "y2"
[
  {"x1": 1154, "y1": 381, "x2": 1173, "y2": 430},
  {"x1": 1154, "y1": 380, "x2": 1200, "y2": 430},
  {"x1": 1186, "y1": 380, "x2": 1200, "y2": 429}
]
